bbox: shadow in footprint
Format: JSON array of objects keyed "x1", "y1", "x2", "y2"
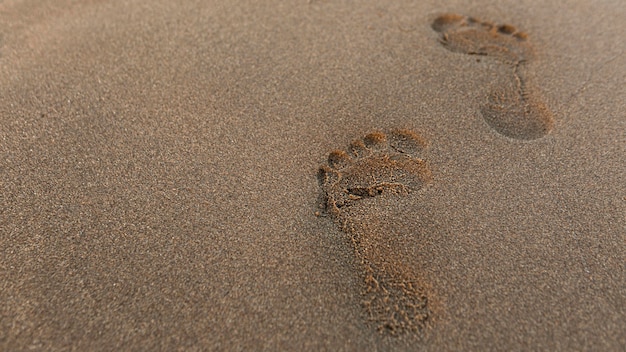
[
  {"x1": 432, "y1": 13, "x2": 554, "y2": 140},
  {"x1": 318, "y1": 129, "x2": 433, "y2": 337}
]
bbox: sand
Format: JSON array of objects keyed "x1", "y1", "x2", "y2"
[{"x1": 1, "y1": 0, "x2": 624, "y2": 350}]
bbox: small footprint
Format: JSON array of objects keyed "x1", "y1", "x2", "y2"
[
  {"x1": 432, "y1": 13, "x2": 554, "y2": 140},
  {"x1": 318, "y1": 129, "x2": 433, "y2": 336}
]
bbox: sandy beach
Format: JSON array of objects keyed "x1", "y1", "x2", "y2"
[{"x1": 1, "y1": 0, "x2": 624, "y2": 350}]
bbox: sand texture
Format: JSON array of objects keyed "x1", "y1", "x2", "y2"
[{"x1": 1, "y1": 0, "x2": 625, "y2": 350}]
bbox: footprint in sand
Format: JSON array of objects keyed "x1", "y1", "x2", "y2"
[
  {"x1": 432, "y1": 13, "x2": 554, "y2": 140},
  {"x1": 318, "y1": 129, "x2": 433, "y2": 336}
]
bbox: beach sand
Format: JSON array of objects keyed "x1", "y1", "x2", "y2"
[{"x1": 1, "y1": 0, "x2": 624, "y2": 350}]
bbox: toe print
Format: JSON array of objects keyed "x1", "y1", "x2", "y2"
[
  {"x1": 431, "y1": 13, "x2": 532, "y2": 64},
  {"x1": 319, "y1": 129, "x2": 430, "y2": 214},
  {"x1": 318, "y1": 129, "x2": 433, "y2": 336},
  {"x1": 432, "y1": 13, "x2": 554, "y2": 140}
]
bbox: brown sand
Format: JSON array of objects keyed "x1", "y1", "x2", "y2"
[{"x1": 1, "y1": 0, "x2": 624, "y2": 350}]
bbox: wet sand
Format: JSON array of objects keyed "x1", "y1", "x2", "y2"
[{"x1": 1, "y1": 0, "x2": 625, "y2": 350}]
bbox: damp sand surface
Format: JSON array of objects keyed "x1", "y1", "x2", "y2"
[{"x1": 1, "y1": 1, "x2": 625, "y2": 351}]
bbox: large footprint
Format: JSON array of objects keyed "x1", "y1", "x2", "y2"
[
  {"x1": 318, "y1": 129, "x2": 433, "y2": 336},
  {"x1": 432, "y1": 13, "x2": 554, "y2": 140}
]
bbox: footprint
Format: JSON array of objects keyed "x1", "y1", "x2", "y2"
[
  {"x1": 431, "y1": 13, "x2": 554, "y2": 140},
  {"x1": 318, "y1": 129, "x2": 433, "y2": 336}
]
